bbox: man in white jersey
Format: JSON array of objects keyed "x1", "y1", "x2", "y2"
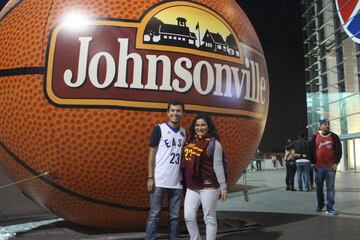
[{"x1": 145, "y1": 100, "x2": 186, "y2": 240}]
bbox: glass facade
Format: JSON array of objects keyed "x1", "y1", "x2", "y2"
[{"x1": 303, "y1": 0, "x2": 360, "y2": 171}]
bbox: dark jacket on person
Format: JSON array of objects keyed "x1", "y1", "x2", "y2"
[
  {"x1": 293, "y1": 137, "x2": 310, "y2": 160},
  {"x1": 309, "y1": 131, "x2": 342, "y2": 164}
]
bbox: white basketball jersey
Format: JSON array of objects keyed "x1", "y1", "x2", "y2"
[{"x1": 154, "y1": 123, "x2": 186, "y2": 189}]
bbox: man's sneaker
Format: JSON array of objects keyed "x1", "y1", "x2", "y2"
[
  {"x1": 326, "y1": 208, "x2": 338, "y2": 215},
  {"x1": 316, "y1": 205, "x2": 324, "y2": 213}
]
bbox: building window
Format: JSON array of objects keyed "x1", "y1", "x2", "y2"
[{"x1": 303, "y1": 0, "x2": 360, "y2": 171}]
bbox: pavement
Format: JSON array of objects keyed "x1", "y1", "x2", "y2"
[
  {"x1": 1, "y1": 167, "x2": 360, "y2": 239},
  {"x1": 0, "y1": 168, "x2": 52, "y2": 225},
  {"x1": 217, "y1": 168, "x2": 360, "y2": 240}
]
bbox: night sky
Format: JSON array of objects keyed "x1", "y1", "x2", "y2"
[
  {"x1": 0, "y1": 2, "x2": 6, "y2": 12},
  {"x1": 237, "y1": 0, "x2": 307, "y2": 152},
  {"x1": 0, "y1": 0, "x2": 307, "y2": 152},
  {"x1": 0, "y1": 2, "x2": 6, "y2": 10}
]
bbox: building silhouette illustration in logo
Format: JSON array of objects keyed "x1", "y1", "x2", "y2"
[{"x1": 143, "y1": 17, "x2": 240, "y2": 58}]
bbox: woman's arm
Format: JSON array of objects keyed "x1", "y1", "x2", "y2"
[{"x1": 213, "y1": 141, "x2": 227, "y2": 193}]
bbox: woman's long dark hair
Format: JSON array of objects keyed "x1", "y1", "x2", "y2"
[{"x1": 188, "y1": 113, "x2": 219, "y2": 140}]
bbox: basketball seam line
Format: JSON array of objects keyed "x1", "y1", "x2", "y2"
[
  {"x1": 0, "y1": 140, "x2": 158, "y2": 212},
  {"x1": 0, "y1": 67, "x2": 44, "y2": 77}
]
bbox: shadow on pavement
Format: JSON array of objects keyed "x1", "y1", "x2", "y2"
[{"x1": 8, "y1": 211, "x2": 317, "y2": 240}]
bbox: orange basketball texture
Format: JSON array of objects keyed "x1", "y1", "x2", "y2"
[{"x1": 0, "y1": 0, "x2": 268, "y2": 230}]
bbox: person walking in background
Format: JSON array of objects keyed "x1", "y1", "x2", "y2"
[
  {"x1": 271, "y1": 154, "x2": 277, "y2": 169},
  {"x1": 145, "y1": 101, "x2": 186, "y2": 240},
  {"x1": 293, "y1": 132, "x2": 311, "y2": 191},
  {"x1": 255, "y1": 149, "x2": 262, "y2": 171},
  {"x1": 250, "y1": 157, "x2": 256, "y2": 171},
  {"x1": 309, "y1": 119, "x2": 342, "y2": 215},
  {"x1": 284, "y1": 139, "x2": 297, "y2": 191},
  {"x1": 181, "y1": 113, "x2": 227, "y2": 240}
]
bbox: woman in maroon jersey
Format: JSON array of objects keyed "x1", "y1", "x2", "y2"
[{"x1": 181, "y1": 113, "x2": 227, "y2": 240}]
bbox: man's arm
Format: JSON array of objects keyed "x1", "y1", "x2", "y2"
[
  {"x1": 147, "y1": 146, "x2": 157, "y2": 192},
  {"x1": 147, "y1": 125, "x2": 161, "y2": 192},
  {"x1": 335, "y1": 133, "x2": 342, "y2": 163},
  {"x1": 332, "y1": 133, "x2": 342, "y2": 170}
]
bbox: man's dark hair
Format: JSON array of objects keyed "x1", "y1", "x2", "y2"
[
  {"x1": 167, "y1": 100, "x2": 185, "y2": 111},
  {"x1": 298, "y1": 131, "x2": 306, "y2": 139}
]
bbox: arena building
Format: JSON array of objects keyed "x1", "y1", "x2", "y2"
[{"x1": 303, "y1": 0, "x2": 360, "y2": 171}]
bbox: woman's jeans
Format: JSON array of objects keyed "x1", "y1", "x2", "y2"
[
  {"x1": 184, "y1": 188, "x2": 220, "y2": 240},
  {"x1": 145, "y1": 187, "x2": 182, "y2": 240},
  {"x1": 296, "y1": 161, "x2": 311, "y2": 191}
]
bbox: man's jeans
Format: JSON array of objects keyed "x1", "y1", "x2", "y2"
[
  {"x1": 296, "y1": 161, "x2": 311, "y2": 191},
  {"x1": 316, "y1": 166, "x2": 336, "y2": 210},
  {"x1": 145, "y1": 187, "x2": 182, "y2": 240}
]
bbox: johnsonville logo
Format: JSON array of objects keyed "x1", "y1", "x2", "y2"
[{"x1": 45, "y1": 1, "x2": 268, "y2": 118}]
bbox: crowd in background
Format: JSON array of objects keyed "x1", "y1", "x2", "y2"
[
  {"x1": 250, "y1": 135, "x2": 317, "y2": 192},
  {"x1": 249, "y1": 119, "x2": 342, "y2": 216}
]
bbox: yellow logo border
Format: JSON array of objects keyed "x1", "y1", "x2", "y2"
[{"x1": 45, "y1": 1, "x2": 266, "y2": 119}]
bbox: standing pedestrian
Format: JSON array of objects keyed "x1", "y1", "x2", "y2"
[
  {"x1": 294, "y1": 131, "x2": 311, "y2": 191},
  {"x1": 284, "y1": 139, "x2": 297, "y2": 191},
  {"x1": 181, "y1": 113, "x2": 227, "y2": 240},
  {"x1": 271, "y1": 154, "x2": 277, "y2": 169},
  {"x1": 145, "y1": 100, "x2": 186, "y2": 240},
  {"x1": 309, "y1": 119, "x2": 342, "y2": 215},
  {"x1": 255, "y1": 149, "x2": 262, "y2": 171}
]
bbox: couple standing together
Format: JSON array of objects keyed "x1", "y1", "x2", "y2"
[{"x1": 145, "y1": 100, "x2": 227, "y2": 240}]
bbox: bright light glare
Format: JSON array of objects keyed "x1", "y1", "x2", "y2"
[{"x1": 62, "y1": 12, "x2": 90, "y2": 30}]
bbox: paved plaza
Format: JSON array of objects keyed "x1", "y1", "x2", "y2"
[{"x1": 1, "y1": 168, "x2": 360, "y2": 239}]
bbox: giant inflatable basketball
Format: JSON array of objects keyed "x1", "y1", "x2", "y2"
[{"x1": 0, "y1": 0, "x2": 268, "y2": 229}]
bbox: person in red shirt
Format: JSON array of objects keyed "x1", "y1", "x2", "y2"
[{"x1": 309, "y1": 119, "x2": 342, "y2": 215}]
